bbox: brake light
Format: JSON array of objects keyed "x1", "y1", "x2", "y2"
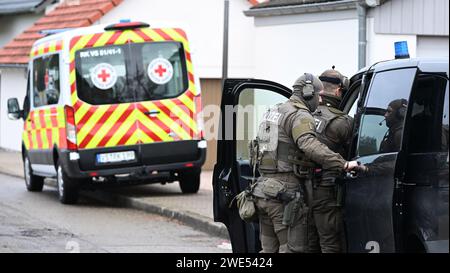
[
  {"x1": 104, "y1": 21, "x2": 150, "y2": 31},
  {"x1": 194, "y1": 95, "x2": 204, "y2": 139},
  {"x1": 64, "y1": 105, "x2": 77, "y2": 151}
]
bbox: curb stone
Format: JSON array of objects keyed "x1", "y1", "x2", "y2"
[{"x1": 0, "y1": 169, "x2": 229, "y2": 240}]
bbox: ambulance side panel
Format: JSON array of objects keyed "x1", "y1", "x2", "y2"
[{"x1": 24, "y1": 40, "x2": 67, "y2": 176}]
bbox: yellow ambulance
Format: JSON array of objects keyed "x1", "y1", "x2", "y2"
[{"x1": 7, "y1": 21, "x2": 206, "y2": 204}]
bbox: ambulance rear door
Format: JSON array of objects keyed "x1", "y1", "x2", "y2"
[{"x1": 71, "y1": 26, "x2": 198, "y2": 170}]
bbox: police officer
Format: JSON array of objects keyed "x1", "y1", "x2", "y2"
[
  {"x1": 309, "y1": 68, "x2": 354, "y2": 253},
  {"x1": 380, "y1": 99, "x2": 408, "y2": 153},
  {"x1": 250, "y1": 73, "x2": 362, "y2": 253}
]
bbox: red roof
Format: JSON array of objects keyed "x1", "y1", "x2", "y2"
[{"x1": 0, "y1": 0, "x2": 123, "y2": 66}]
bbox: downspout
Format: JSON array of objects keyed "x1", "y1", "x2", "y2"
[{"x1": 357, "y1": 0, "x2": 367, "y2": 69}]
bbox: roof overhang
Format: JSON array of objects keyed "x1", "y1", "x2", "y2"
[
  {"x1": 0, "y1": 0, "x2": 54, "y2": 15},
  {"x1": 244, "y1": 0, "x2": 389, "y2": 17},
  {"x1": 0, "y1": 63, "x2": 28, "y2": 69}
]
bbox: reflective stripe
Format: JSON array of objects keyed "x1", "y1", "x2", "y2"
[
  {"x1": 30, "y1": 40, "x2": 64, "y2": 58},
  {"x1": 22, "y1": 107, "x2": 66, "y2": 150}
]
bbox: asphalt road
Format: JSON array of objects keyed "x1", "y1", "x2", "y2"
[{"x1": 0, "y1": 173, "x2": 231, "y2": 253}]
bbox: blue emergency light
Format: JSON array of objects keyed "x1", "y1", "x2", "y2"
[
  {"x1": 120, "y1": 19, "x2": 131, "y2": 23},
  {"x1": 395, "y1": 41, "x2": 410, "y2": 59}
]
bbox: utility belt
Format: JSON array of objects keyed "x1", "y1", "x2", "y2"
[
  {"x1": 252, "y1": 176, "x2": 301, "y2": 201},
  {"x1": 252, "y1": 176, "x2": 306, "y2": 226}
]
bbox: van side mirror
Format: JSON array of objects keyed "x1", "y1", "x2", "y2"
[{"x1": 7, "y1": 98, "x2": 22, "y2": 120}]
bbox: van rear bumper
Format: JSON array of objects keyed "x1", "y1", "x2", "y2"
[{"x1": 59, "y1": 141, "x2": 206, "y2": 179}]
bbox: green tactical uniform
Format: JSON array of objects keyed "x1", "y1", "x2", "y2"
[
  {"x1": 250, "y1": 73, "x2": 347, "y2": 253},
  {"x1": 311, "y1": 95, "x2": 353, "y2": 253},
  {"x1": 307, "y1": 69, "x2": 353, "y2": 253}
]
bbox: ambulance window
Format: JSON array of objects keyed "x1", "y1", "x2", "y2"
[
  {"x1": 134, "y1": 42, "x2": 188, "y2": 101},
  {"x1": 75, "y1": 46, "x2": 129, "y2": 105},
  {"x1": 33, "y1": 54, "x2": 60, "y2": 107}
]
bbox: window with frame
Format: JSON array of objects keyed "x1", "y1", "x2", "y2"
[
  {"x1": 236, "y1": 88, "x2": 287, "y2": 160},
  {"x1": 75, "y1": 42, "x2": 187, "y2": 105},
  {"x1": 33, "y1": 54, "x2": 60, "y2": 107},
  {"x1": 357, "y1": 68, "x2": 416, "y2": 156},
  {"x1": 407, "y1": 74, "x2": 448, "y2": 153}
]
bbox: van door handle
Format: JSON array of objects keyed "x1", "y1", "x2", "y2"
[{"x1": 144, "y1": 110, "x2": 160, "y2": 117}]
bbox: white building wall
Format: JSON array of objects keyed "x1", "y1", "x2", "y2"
[
  {"x1": 0, "y1": 13, "x2": 41, "y2": 48},
  {"x1": 366, "y1": 17, "x2": 417, "y2": 65},
  {"x1": 98, "y1": 0, "x2": 255, "y2": 79},
  {"x1": 0, "y1": 68, "x2": 26, "y2": 151},
  {"x1": 417, "y1": 36, "x2": 449, "y2": 58},
  {"x1": 252, "y1": 16, "x2": 359, "y2": 88}
]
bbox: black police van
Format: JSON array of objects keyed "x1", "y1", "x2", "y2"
[{"x1": 212, "y1": 57, "x2": 449, "y2": 253}]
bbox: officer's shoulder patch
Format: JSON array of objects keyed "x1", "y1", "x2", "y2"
[{"x1": 292, "y1": 118, "x2": 316, "y2": 140}]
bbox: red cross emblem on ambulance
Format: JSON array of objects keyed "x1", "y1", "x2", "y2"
[
  {"x1": 91, "y1": 63, "x2": 117, "y2": 90},
  {"x1": 148, "y1": 57, "x2": 173, "y2": 85}
]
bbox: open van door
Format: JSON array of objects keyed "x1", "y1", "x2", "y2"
[
  {"x1": 212, "y1": 79, "x2": 291, "y2": 253},
  {"x1": 343, "y1": 68, "x2": 417, "y2": 253}
]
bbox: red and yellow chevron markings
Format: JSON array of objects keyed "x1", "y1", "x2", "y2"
[
  {"x1": 30, "y1": 40, "x2": 63, "y2": 58},
  {"x1": 23, "y1": 107, "x2": 67, "y2": 150},
  {"x1": 69, "y1": 27, "x2": 200, "y2": 149}
]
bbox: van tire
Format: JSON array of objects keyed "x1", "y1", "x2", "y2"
[
  {"x1": 56, "y1": 161, "x2": 79, "y2": 205},
  {"x1": 179, "y1": 168, "x2": 201, "y2": 194},
  {"x1": 23, "y1": 155, "x2": 44, "y2": 192}
]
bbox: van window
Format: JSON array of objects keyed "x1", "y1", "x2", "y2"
[
  {"x1": 23, "y1": 71, "x2": 30, "y2": 119},
  {"x1": 407, "y1": 74, "x2": 448, "y2": 153},
  {"x1": 33, "y1": 54, "x2": 60, "y2": 107},
  {"x1": 75, "y1": 46, "x2": 130, "y2": 105},
  {"x1": 236, "y1": 88, "x2": 288, "y2": 161},
  {"x1": 75, "y1": 42, "x2": 188, "y2": 105},
  {"x1": 134, "y1": 42, "x2": 188, "y2": 101},
  {"x1": 357, "y1": 68, "x2": 416, "y2": 156}
]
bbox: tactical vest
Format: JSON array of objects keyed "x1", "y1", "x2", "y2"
[
  {"x1": 255, "y1": 101, "x2": 314, "y2": 175},
  {"x1": 313, "y1": 105, "x2": 345, "y2": 155}
]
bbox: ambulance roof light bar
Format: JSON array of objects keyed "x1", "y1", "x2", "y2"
[
  {"x1": 104, "y1": 20, "x2": 150, "y2": 31},
  {"x1": 395, "y1": 41, "x2": 410, "y2": 59}
]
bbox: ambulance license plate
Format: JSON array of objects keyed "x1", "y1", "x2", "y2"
[{"x1": 96, "y1": 151, "x2": 135, "y2": 164}]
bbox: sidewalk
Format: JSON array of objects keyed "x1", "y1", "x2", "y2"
[{"x1": 0, "y1": 149, "x2": 229, "y2": 241}]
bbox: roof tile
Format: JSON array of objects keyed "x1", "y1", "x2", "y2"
[
  {"x1": 0, "y1": 0, "x2": 122, "y2": 65},
  {"x1": 37, "y1": 11, "x2": 103, "y2": 24},
  {"x1": 14, "y1": 32, "x2": 45, "y2": 41}
]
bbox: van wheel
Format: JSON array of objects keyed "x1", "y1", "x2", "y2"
[
  {"x1": 178, "y1": 168, "x2": 201, "y2": 194},
  {"x1": 56, "y1": 161, "x2": 79, "y2": 205},
  {"x1": 23, "y1": 155, "x2": 44, "y2": 192}
]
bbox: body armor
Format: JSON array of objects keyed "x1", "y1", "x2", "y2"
[
  {"x1": 256, "y1": 101, "x2": 314, "y2": 175},
  {"x1": 314, "y1": 105, "x2": 345, "y2": 155}
]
